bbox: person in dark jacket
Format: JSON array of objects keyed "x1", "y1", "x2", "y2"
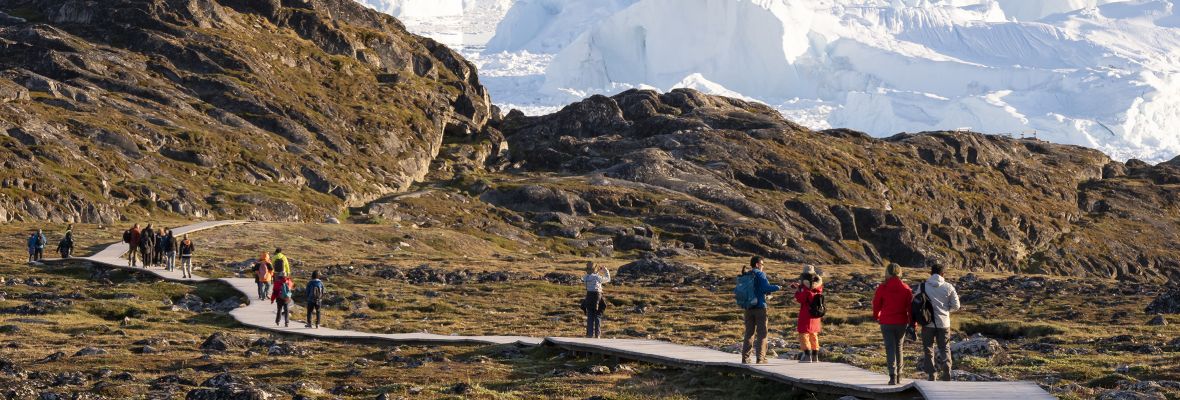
[
  {"x1": 305, "y1": 271, "x2": 325, "y2": 329},
  {"x1": 153, "y1": 228, "x2": 166, "y2": 267},
  {"x1": 178, "y1": 234, "x2": 195, "y2": 278},
  {"x1": 741, "y1": 256, "x2": 781, "y2": 364},
  {"x1": 793, "y1": 265, "x2": 824, "y2": 363},
  {"x1": 140, "y1": 224, "x2": 155, "y2": 268},
  {"x1": 57, "y1": 226, "x2": 74, "y2": 259},
  {"x1": 161, "y1": 230, "x2": 176, "y2": 271},
  {"x1": 125, "y1": 224, "x2": 141, "y2": 267},
  {"x1": 873, "y1": 263, "x2": 914, "y2": 385}
]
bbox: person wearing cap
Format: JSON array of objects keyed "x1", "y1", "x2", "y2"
[
  {"x1": 873, "y1": 263, "x2": 913, "y2": 385},
  {"x1": 793, "y1": 265, "x2": 824, "y2": 363}
]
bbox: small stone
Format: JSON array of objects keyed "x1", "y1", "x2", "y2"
[
  {"x1": 72, "y1": 347, "x2": 107, "y2": 357},
  {"x1": 1148, "y1": 315, "x2": 1167, "y2": 326},
  {"x1": 325, "y1": 217, "x2": 341, "y2": 224},
  {"x1": 588, "y1": 365, "x2": 611, "y2": 375}
]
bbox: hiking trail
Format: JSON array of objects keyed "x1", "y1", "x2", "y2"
[{"x1": 45, "y1": 220, "x2": 1054, "y2": 400}]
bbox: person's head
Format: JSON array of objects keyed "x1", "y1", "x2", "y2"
[
  {"x1": 886, "y1": 263, "x2": 902, "y2": 279},
  {"x1": 585, "y1": 261, "x2": 597, "y2": 274},
  {"x1": 66, "y1": 224, "x2": 72, "y2": 230},
  {"x1": 930, "y1": 263, "x2": 945, "y2": 276},
  {"x1": 802, "y1": 264, "x2": 816, "y2": 276},
  {"x1": 261, "y1": 252, "x2": 271, "y2": 263},
  {"x1": 133, "y1": 223, "x2": 139, "y2": 229},
  {"x1": 36, "y1": 229, "x2": 42, "y2": 234},
  {"x1": 750, "y1": 256, "x2": 764, "y2": 270},
  {"x1": 182, "y1": 234, "x2": 189, "y2": 241},
  {"x1": 311, "y1": 271, "x2": 320, "y2": 280},
  {"x1": 274, "y1": 247, "x2": 283, "y2": 255}
]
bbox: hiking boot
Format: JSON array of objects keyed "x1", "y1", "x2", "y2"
[
  {"x1": 305, "y1": 324, "x2": 312, "y2": 328},
  {"x1": 314, "y1": 325, "x2": 319, "y2": 329},
  {"x1": 888, "y1": 375, "x2": 897, "y2": 386},
  {"x1": 741, "y1": 357, "x2": 751, "y2": 364},
  {"x1": 811, "y1": 351, "x2": 819, "y2": 363},
  {"x1": 799, "y1": 352, "x2": 812, "y2": 363},
  {"x1": 756, "y1": 359, "x2": 768, "y2": 364},
  {"x1": 927, "y1": 373, "x2": 936, "y2": 381}
]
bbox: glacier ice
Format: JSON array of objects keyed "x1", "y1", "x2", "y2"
[{"x1": 528, "y1": 0, "x2": 1180, "y2": 161}]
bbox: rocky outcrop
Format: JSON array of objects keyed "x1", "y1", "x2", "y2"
[
  {"x1": 0, "y1": 0, "x2": 495, "y2": 222},
  {"x1": 496, "y1": 89, "x2": 1180, "y2": 283}
]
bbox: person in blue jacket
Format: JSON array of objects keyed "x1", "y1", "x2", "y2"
[
  {"x1": 27, "y1": 229, "x2": 46, "y2": 262},
  {"x1": 741, "y1": 255, "x2": 781, "y2": 364}
]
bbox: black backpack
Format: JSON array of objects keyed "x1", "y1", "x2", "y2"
[
  {"x1": 808, "y1": 292, "x2": 826, "y2": 318},
  {"x1": 911, "y1": 282, "x2": 936, "y2": 326},
  {"x1": 123, "y1": 230, "x2": 132, "y2": 243}
]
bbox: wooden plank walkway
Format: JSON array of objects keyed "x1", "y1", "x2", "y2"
[{"x1": 41, "y1": 220, "x2": 1055, "y2": 400}]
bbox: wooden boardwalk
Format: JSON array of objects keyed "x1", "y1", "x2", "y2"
[{"x1": 43, "y1": 220, "x2": 1055, "y2": 400}]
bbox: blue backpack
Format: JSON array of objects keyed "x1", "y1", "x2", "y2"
[{"x1": 734, "y1": 270, "x2": 759, "y2": 309}]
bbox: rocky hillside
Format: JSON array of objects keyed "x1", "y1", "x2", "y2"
[
  {"x1": 0, "y1": 0, "x2": 497, "y2": 222},
  {"x1": 2, "y1": 1, "x2": 1178, "y2": 283},
  {"x1": 476, "y1": 90, "x2": 1180, "y2": 283}
]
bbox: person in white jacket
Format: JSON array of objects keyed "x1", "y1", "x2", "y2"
[
  {"x1": 919, "y1": 263, "x2": 960, "y2": 381},
  {"x1": 582, "y1": 262, "x2": 610, "y2": 338}
]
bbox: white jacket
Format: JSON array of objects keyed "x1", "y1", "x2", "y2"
[
  {"x1": 584, "y1": 268, "x2": 610, "y2": 292},
  {"x1": 920, "y1": 274, "x2": 960, "y2": 329}
]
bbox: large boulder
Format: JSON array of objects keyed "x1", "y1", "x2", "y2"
[{"x1": 1146, "y1": 290, "x2": 1180, "y2": 314}]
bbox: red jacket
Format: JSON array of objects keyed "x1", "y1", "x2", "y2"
[
  {"x1": 873, "y1": 276, "x2": 913, "y2": 325},
  {"x1": 795, "y1": 285, "x2": 823, "y2": 334}
]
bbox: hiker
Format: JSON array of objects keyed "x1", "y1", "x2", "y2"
[
  {"x1": 27, "y1": 230, "x2": 45, "y2": 262},
  {"x1": 873, "y1": 263, "x2": 913, "y2": 385},
  {"x1": 737, "y1": 256, "x2": 780, "y2": 364},
  {"x1": 271, "y1": 248, "x2": 291, "y2": 298},
  {"x1": 162, "y1": 229, "x2": 176, "y2": 272},
  {"x1": 140, "y1": 224, "x2": 155, "y2": 268},
  {"x1": 124, "y1": 224, "x2": 141, "y2": 267},
  {"x1": 178, "y1": 234, "x2": 195, "y2": 278},
  {"x1": 153, "y1": 228, "x2": 167, "y2": 267},
  {"x1": 793, "y1": 265, "x2": 824, "y2": 363},
  {"x1": 252, "y1": 253, "x2": 273, "y2": 300},
  {"x1": 581, "y1": 261, "x2": 610, "y2": 338},
  {"x1": 305, "y1": 270, "x2": 325, "y2": 329},
  {"x1": 57, "y1": 226, "x2": 74, "y2": 259},
  {"x1": 918, "y1": 263, "x2": 961, "y2": 381},
  {"x1": 275, "y1": 278, "x2": 292, "y2": 327}
]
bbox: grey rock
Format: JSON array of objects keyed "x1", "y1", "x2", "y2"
[
  {"x1": 1146, "y1": 290, "x2": 1180, "y2": 314},
  {"x1": 951, "y1": 334, "x2": 1000, "y2": 360},
  {"x1": 72, "y1": 347, "x2": 107, "y2": 357}
]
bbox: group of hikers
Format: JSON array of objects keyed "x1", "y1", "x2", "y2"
[
  {"x1": 122, "y1": 224, "x2": 194, "y2": 278},
  {"x1": 249, "y1": 248, "x2": 325, "y2": 329},
  {"x1": 26, "y1": 225, "x2": 74, "y2": 261},
  {"x1": 581, "y1": 256, "x2": 961, "y2": 385}
]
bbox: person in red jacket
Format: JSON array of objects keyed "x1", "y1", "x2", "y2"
[
  {"x1": 793, "y1": 265, "x2": 824, "y2": 363},
  {"x1": 873, "y1": 263, "x2": 914, "y2": 385}
]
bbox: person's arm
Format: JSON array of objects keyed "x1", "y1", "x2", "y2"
[
  {"x1": 601, "y1": 267, "x2": 610, "y2": 284},
  {"x1": 756, "y1": 272, "x2": 780, "y2": 294},
  {"x1": 947, "y1": 285, "x2": 961, "y2": 312},
  {"x1": 872, "y1": 286, "x2": 884, "y2": 319}
]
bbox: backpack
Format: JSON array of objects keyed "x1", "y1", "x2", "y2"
[
  {"x1": 308, "y1": 282, "x2": 323, "y2": 304},
  {"x1": 734, "y1": 270, "x2": 759, "y2": 309},
  {"x1": 123, "y1": 230, "x2": 131, "y2": 243},
  {"x1": 280, "y1": 282, "x2": 292, "y2": 299},
  {"x1": 911, "y1": 282, "x2": 936, "y2": 326},
  {"x1": 808, "y1": 292, "x2": 826, "y2": 318}
]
